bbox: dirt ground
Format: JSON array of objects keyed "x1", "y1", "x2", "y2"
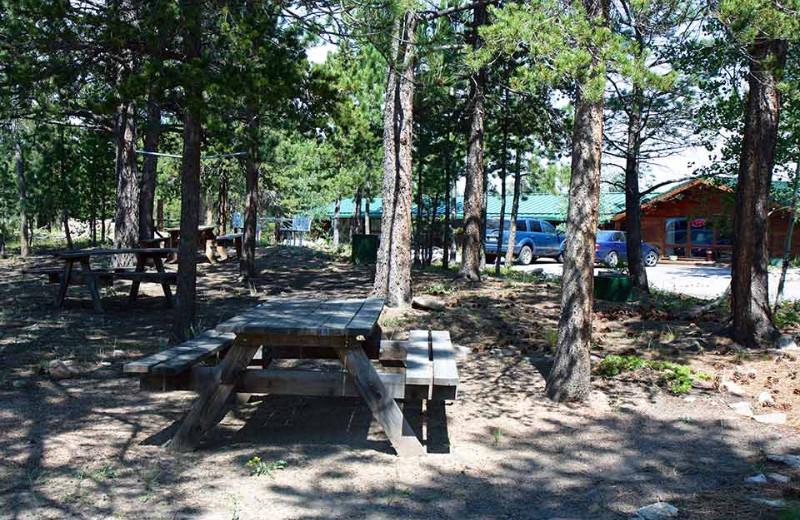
[{"x1": 1, "y1": 246, "x2": 800, "y2": 520}]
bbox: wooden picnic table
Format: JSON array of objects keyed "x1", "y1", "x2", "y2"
[
  {"x1": 53, "y1": 248, "x2": 177, "y2": 313},
  {"x1": 168, "y1": 297, "x2": 425, "y2": 456},
  {"x1": 165, "y1": 225, "x2": 221, "y2": 263}
]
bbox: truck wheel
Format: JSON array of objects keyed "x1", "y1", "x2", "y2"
[{"x1": 519, "y1": 245, "x2": 534, "y2": 265}]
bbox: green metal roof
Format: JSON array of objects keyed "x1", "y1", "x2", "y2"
[{"x1": 327, "y1": 192, "x2": 636, "y2": 223}]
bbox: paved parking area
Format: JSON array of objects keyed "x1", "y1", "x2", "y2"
[{"x1": 515, "y1": 260, "x2": 800, "y2": 301}]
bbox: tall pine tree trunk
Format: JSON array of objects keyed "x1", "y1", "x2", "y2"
[
  {"x1": 373, "y1": 11, "x2": 418, "y2": 307},
  {"x1": 495, "y1": 85, "x2": 510, "y2": 274},
  {"x1": 175, "y1": 0, "x2": 203, "y2": 339},
  {"x1": 113, "y1": 101, "x2": 140, "y2": 266},
  {"x1": 731, "y1": 39, "x2": 787, "y2": 348},
  {"x1": 443, "y1": 148, "x2": 452, "y2": 270},
  {"x1": 545, "y1": 0, "x2": 608, "y2": 403},
  {"x1": 332, "y1": 195, "x2": 341, "y2": 248},
  {"x1": 414, "y1": 162, "x2": 424, "y2": 266},
  {"x1": 241, "y1": 110, "x2": 259, "y2": 278},
  {"x1": 625, "y1": 86, "x2": 648, "y2": 292},
  {"x1": 139, "y1": 89, "x2": 161, "y2": 240},
  {"x1": 13, "y1": 123, "x2": 29, "y2": 257},
  {"x1": 460, "y1": 3, "x2": 487, "y2": 281},
  {"x1": 775, "y1": 162, "x2": 800, "y2": 312},
  {"x1": 364, "y1": 183, "x2": 371, "y2": 234},
  {"x1": 505, "y1": 146, "x2": 522, "y2": 267},
  {"x1": 352, "y1": 186, "x2": 363, "y2": 237}
]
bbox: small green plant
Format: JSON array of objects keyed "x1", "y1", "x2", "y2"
[
  {"x1": 544, "y1": 328, "x2": 558, "y2": 350},
  {"x1": 775, "y1": 301, "x2": 800, "y2": 328},
  {"x1": 246, "y1": 457, "x2": 286, "y2": 477},
  {"x1": 779, "y1": 507, "x2": 800, "y2": 520},
  {"x1": 424, "y1": 282, "x2": 455, "y2": 296},
  {"x1": 491, "y1": 427, "x2": 503, "y2": 446},
  {"x1": 596, "y1": 355, "x2": 708, "y2": 395}
]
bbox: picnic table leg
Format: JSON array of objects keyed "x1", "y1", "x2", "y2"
[
  {"x1": 128, "y1": 254, "x2": 147, "y2": 303},
  {"x1": 55, "y1": 259, "x2": 74, "y2": 309},
  {"x1": 205, "y1": 238, "x2": 218, "y2": 264},
  {"x1": 216, "y1": 242, "x2": 229, "y2": 261},
  {"x1": 79, "y1": 258, "x2": 103, "y2": 313},
  {"x1": 235, "y1": 237, "x2": 242, "y2": 258},
  {"x1": 152, "y1": 256, "x2": 175, "y2": 308},
  {"x1": 168, "y1": 339, "x2": 260, "y2": 452},
  {"x1": 335, "y1": 344, "x2": 425, "y2": 457}
]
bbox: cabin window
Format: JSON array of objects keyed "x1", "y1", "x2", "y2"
[
  {"x1": 665, "y1": 216, "x2": 733, "y2": 260},
  {"x1": 665, "y1": 218, "x2": 687, "y2": 256}
]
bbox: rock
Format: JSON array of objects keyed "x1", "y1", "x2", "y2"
[
  {"x1": 767, "y1": 473, "x2": 790, "y2": 483},
  {"x1": 683, "y1": 396, "x2": 697, "y2": 403},
  {"x1": 729, "y1": 401, "x2": 754, "y2": 417},
  {"x1": 490, "y1": 348, "x2": 514, "y2": 357},
  {"x1": 745, "y1": 474, "x2": 768, "y2": 484},
  {"x1": 722, "y1": 381, "x2": 747, "y2": 396},
  {"x1": 531, "y1": 268, "x2": 544, "y2": 275},
  {"x1": 753, "y1": 412, "x2": 787, "y2": 425},
  {"x1": 768, "y1": 454, "x2": 800, "y2": 468},
  {"x1": 48, "y1": 360, "x2": 76, "y2": 379},
  {"x1": 453, "y1": 345, "x2": 471, "y2": 360},
  {"x1": 685, "y1": 340, "x2": 704, "y2": 352},
  {"x1": 412, "y1": 296, "x2": 446, "y2": 311},
  {"x1": 758, "y1": 392, "x2": 775, "y2": 407},
  {"x1": 776, "y1": 334, "x2": 799, "y2": 351},
  {"x1": 750, "y1": 498, "x2": 788, "y2": 507},
  {"x1": 636, "y1": 502, "x2": 678, "y2": 520}
]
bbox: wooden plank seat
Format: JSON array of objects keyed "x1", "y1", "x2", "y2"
[
  {"x1": 115, "y1": 271, "x2": 178, "y2": 284},
  {"x1": 24, "y1": 268, "x2": 115, "y2": 286},
  {"x1": 124, "y1": 329, "x2": 236, "y2": 376},
  {"x1": 127, "y1": 328, "x2": 460, "y2": 402}
]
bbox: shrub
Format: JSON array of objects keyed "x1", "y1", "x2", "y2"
[{"x1": 596, "y1": 355, "x2": 709, "y2": 395}]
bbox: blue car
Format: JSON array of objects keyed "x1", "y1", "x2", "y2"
[
  {"x1": 485, "y1": 218, "x2": 563, "y2": 265},
  {"x1": 562, "y1": 230, "x2": 660, "y2": 267}
]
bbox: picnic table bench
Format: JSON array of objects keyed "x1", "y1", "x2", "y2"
[
  {"x1": 26, "y1": 248, "x2": 178, "y2": 313},
  {"x1": 124, "y1": 297, "x2": 459, "y2": 456},
  {"x1": 165, "y1": 225, "x2": 220, "y2": 263}
]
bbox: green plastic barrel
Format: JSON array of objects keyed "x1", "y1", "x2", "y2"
[
  {"x1": 352, "y1": 234, "x2": 379, "y2": 264},
  {"x1": 594, "y1": 274, "x2": 634, "y2": 302}
]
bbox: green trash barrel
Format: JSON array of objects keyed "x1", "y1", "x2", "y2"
[
  {"x1": 594, "y1": 273, "x2": 634, "y2": 302},
  {"x1": 352, "y1": 234, "x2": 379, "y2": 264}
]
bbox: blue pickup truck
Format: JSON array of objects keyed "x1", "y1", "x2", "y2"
[{"x1": 485, "y1": 218, "x2": 563, "y2": 265}]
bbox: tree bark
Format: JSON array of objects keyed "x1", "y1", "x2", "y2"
[
  {"x1": 241, "y1": 110, "x2": 259, "y2": 278},
  {"x1": 625, "y1": 85, "x2": 648, "y2": 292},
  {"x1": 113, "y1": 101, "x2": 140, "y2": 266},
  {"x1": 775, "y1": 162, "x2": 800, "y2": 313},
  {"x1": 505, "y1": 145, "x2": 522, "y2": 267},
  {"x1": 139, "y1": 89, "x2": 161, "y2": 240},
  {"x1": 13, "y1": 124, "x2": 29, "y2": 257},
  {"x1": 332, "y1": 195, "x2": 341, "y2": 248},
  {"x1": 373, "y1": 11, "x2": 418, "y2": 307},
  {"x1": 545, "y1": 0, "x2": 608, "y2": 403},
  {"x1": 731, "y1": 39, "x2": 787, "y2": 348},
  {"x1": 459, "y1": 2, "x2": 487, "y2": 281},
  {"x1": 175, "y1": 0, "x2": 203, "y2": 339}
]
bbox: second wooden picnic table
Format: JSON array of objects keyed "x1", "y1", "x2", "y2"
[{"x1": 55, "y1": 248, "x2": 177, "y2": 313}]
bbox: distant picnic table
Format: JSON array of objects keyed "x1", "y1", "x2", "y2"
[
  {"x1": 29, "y1": 248, "x2": 178, "y2": 313},
  {"x1": 125, "y1": 296, "x2": 460, "y2": 456},
  {"x1": 150, "y1": 225, "x2": 241, "y2": 263}
]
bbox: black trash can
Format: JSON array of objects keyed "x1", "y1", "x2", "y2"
[{"x1": 352, "y1": 234, "x2": 379, "y2": 264}]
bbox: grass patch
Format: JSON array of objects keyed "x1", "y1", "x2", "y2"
[
  {"x1": 775, "y1": 301, "x2": 800, "y2": 328},
  {"x1": 245, "y1": 457, "x2": 286, "y2": 477},
  {"x1": 423, "y1": 282, "x2": 456, "y2": 296},
  {"x1": 596, "y1": 354, "x2": 709, "y2": 395}
]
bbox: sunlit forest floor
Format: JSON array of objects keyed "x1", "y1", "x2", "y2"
[{"x1": 1, "y1": 245, "x2": 799, "y2": 520}]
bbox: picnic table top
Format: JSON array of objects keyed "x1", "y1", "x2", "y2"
[
  {"x1": 165, "y1": 225, "x2": 215, "y2": 233},
  {"x1": 216, "y1": 297, "x2": 385, "y2": 338},
  {"x1": 55, "y1": 248, "x2": 179, "y2": 259}
]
